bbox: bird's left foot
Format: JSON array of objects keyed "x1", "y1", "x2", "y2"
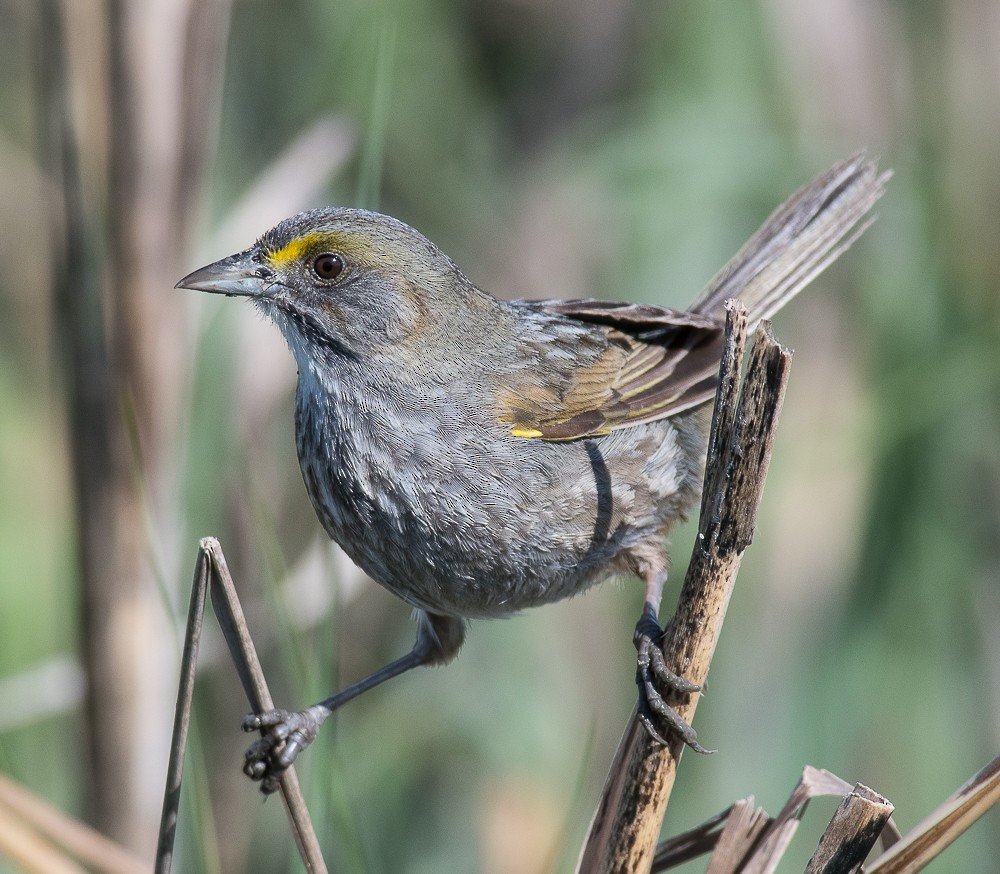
[
  {"x1": 633, "y1": 608, "x2": 714, "y2": 754},
  {"x1": 241, "y1": 705, "x2": 329, "y2": 795}
]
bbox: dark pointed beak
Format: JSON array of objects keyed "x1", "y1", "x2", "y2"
[{"x1": 175, "y1": 252, "x2": 274, "y2": 298}]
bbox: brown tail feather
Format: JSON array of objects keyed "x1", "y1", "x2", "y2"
[{"x1": 689, "y1": 153, "x2": 890, "y2": 324}]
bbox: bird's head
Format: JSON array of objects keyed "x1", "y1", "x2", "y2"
[{"x1": 177, "y1": 208, "x2": 510, "y2": 371}]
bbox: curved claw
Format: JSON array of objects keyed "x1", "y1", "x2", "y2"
[
  {"x1": 242, "y1": 709, "x2": 294, "y2": 734},
  {"x1": 634, "y1": 611, "x2": 713, "y2": 754},
  {"x1": 635, "y1": 632, "x2": 701, "y2": 695}
]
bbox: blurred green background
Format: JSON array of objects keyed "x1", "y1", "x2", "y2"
[{"x1": 3, "y1": 0, "x2": 1000, "y2": 871}]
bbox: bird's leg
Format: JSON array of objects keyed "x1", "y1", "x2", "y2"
[
  {"x1": 633, "y1": 569, "x2": 712, "y2": 753},
  {"x1": 243, "y1": 610, "x2": 465, "y2": 794}
]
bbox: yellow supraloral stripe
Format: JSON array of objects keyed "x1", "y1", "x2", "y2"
[{"x1": 265, "y1": 233, "x2": 325, "y2": 268}]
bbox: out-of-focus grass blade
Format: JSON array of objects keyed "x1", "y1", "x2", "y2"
[
  {"x1": 0, "y1": 773, "x2": 146, "y2": 874},
  {"x1": 355, "y1": 21, "x2": 397, "y2": 211},
  {"x1": 206, "y1": 116, "x2": 356, "y2": 257}
]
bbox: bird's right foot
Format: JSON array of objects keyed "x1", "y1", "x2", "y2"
[{"x1": 633, "y1": 608, "x2": 713, "y2": 754}]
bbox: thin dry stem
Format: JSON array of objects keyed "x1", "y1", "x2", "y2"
[
  {"x1": 866, "y1": 753, "x2": 1000, "y2": 873},
  {"x1": 804, "y1": 784, "x2": 894, "y2": 874},
  {"x1": 647, "y1": 766, "x2": 895, "y2": 873},
  {"x1": 155, "y1": 539, "x2": 327, "y2": 874},
  {"x1": 577, "y1": 304, "x2": 792, "y2": 873}
]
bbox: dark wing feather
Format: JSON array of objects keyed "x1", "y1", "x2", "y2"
[
  {"x1": 494, "y1": 155, "x2": 889, "y2": 443},
  {"x1": 497, "y1": 300, "x2": 724, "y2": 441}
]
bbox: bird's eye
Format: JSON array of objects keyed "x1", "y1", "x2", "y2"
[{"x1": 313, "y1": 252, "x2": 344, "y2": 281}]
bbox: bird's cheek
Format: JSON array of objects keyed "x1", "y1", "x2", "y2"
[
  {"x1": 383, "y1": 296, "x2": 426, "y2": 344},
  {"x1": 312, "y1": 298, "x2": 356, "y2": 341},
  {"x1": 353, "y1": 283, "x2": 427, "y2": 346},
  {"x1": 317, "y1": 297, "x2": 411, "y2": 352}
]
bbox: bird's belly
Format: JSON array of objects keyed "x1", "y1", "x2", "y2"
[
  {"x1": 296, "y1": 406, "x2": 708, "y2": 619},
  {"x1": 297, "y1": 445, "x2": 607, "y2": 616}
]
